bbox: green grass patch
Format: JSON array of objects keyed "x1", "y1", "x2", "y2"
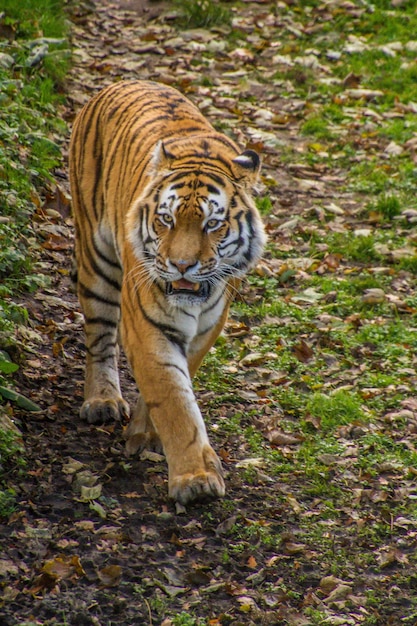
[
  {"x1": 0, "y1": 0, "x2": 69, "y2": 491},
  {"x1": 174, "y1": 0, "x2": 231, "y2": 29},
  {"x1": 372, "y1": 194, "x2": 402, "y2": 220},
  {"x1": 0, "y1": 425, "x2": 26, "y2": 518},
  {"x1": 0, "y1": 0, "x2": 67, "y2": 38},
  {"x1": 0, "y1": 4, "x2": 68, "y2": 326},
  {"x1": 255, "y1": 195, "x2": 273, "y2": 216},
  {"x1": 301, "y1": 115, "x2": 337, "y2": 141},
  {"x1": 305, "y1": 390, "x2": 366, "y2": 432}
]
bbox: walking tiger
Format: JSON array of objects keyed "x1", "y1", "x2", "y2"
[{"x1": 69, "y1": 80, "x2": 266, "y2": 504}]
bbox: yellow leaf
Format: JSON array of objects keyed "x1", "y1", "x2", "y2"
[
  {"x1": 98, "y1": 564, "x2": 122, "y2": 587},
  {"x1": 247, "y1": 555, "x2": 257, "y2": 569}
]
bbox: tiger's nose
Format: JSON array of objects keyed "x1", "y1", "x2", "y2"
[{"x1": 171, "y1": 259, "x2": 197, "y2": 274}]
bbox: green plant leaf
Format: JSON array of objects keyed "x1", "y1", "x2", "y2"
[
  {"x1": 0, "y1": 360, "x2": 19, "y2": 374},
  {"x1": 0, "y1": 386, "x2": 41, "y2": 412}
]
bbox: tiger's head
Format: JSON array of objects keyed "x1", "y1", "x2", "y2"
[{"x1": 127, "y1": 140, "x2": 266, "y2": 305}]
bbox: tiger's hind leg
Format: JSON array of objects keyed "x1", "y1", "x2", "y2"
[
  {"x1": 75, "y1": 233, "x2": 130, "y2": 424},
  {"x1": 124, "y1": 395, "x2": 163, "y2": 455}
]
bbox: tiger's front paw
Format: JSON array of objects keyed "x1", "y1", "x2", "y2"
[
  {"x1": 80, "y1": 397, "x2": 130, "y2": 424},
  {"x1": 168, "y1": 446, "x2": 225, "y2": 505}
]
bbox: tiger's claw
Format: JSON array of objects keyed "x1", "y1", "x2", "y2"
[
  {"x1": 80, "y1": 398, "x2": 130, "y2": 424},
  {"x1": 168, "y1": 446, "x2": 225, "y2": 505}
]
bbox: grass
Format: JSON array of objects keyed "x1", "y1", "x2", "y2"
[
  {"x1": 305, "y1": 390, "x2": 366, "y2": 431},
  {"x1": 0, "y1": 427, "x2": 26, "y2": 518},
  {"x1": 301, "y1": 115, "x2": 337, "y2": 141},
  {"x1": 197, "y1": 92, "x2": 417, "y2": 606},
  {"x1": 0, "y1": 0, "x2": 69, "y2": 496},
  {"x1": 174, "y1": 0, "x2": 231, "y2": 29}
]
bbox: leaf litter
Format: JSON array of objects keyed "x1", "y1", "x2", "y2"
[{"x1": 2, "y1": 0, "x2": 417, "y2": 624}]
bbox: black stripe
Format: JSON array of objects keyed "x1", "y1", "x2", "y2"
[
  {"x1": 195, "y1": 322, "x2": 216, "y2": 338},
  {"x1": 202, "y1": 288, "x2": 225, "y2": 315},
  {"x1": 84, "y1": 316, "x2": 118, "y2": 328},
  {"x1": 79, "y1": 282, "x2": 119, "y2": 307},
  {"x1": 185, "y1": 426, "x2": 198, "y2": 450},
  {"x1": 206, "y1": 184, "x2": 220, "y2": 195},
  {"x1": 92, "y1": 239, "x2": 121, "y2": 270},
  {"x1": 177, "y1": 307, "x2": 197, "y2": 320},
  {"x1": 242, "y1": 211, "x2": 256, "y2": 262},
  {"x1": 135, "y1": 295, "x2": 187, "y2": 357},
  {"x1": 86, "y1": 348, "x2": 117, "y2": 360},
  {"x1": 88, "y1": 332, "x2": 117, "y2": 350},
  {"x1": 219, "y1": 235, "x2": 244, "y2": 254},
  {"x1": 157, "y1": 362, "x2": 189, "y2": 378},
  {"x1": 84, "y1": 246, "x2": 121, "y2": 291}
]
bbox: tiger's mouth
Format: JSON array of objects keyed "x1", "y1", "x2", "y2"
[{"x1": 166, "y1": 278, "x2": 210, "y2": 300}]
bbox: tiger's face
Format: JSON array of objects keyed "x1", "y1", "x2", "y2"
[{"x1": 129, "y1": 165, "x2": 265, "y2": 306}]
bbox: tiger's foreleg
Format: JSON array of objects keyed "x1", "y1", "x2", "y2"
[
  {"x1": 121, "y1": 292, "x2": 225, "y2": 504},
  {"x1": 124, "y1": 306, "x2": 230, "y2": 459},
  {"x1": 76, "y1": 236, "x2": 130, "y2": 424}
]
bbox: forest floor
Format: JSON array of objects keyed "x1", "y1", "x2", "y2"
[{"x1": 2, "y1": 1, "x2": 417, "y2": 625}]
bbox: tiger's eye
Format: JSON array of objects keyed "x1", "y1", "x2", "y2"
[
  {"x1": 160, "y1": 213, "x2": 173, "y2": 225},
  {"x1": 206, "y1": 218, "x2": 220, "y2": 230}
]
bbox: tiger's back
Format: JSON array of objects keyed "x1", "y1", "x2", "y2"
[{"x1": 69, "y1": 80, "x2": 265, "y2": 504}]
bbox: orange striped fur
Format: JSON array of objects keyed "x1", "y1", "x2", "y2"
[{"x1": 69, "y1": 80, "x2": 265, "y2": 504}]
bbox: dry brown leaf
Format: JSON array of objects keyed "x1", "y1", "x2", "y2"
[
  {"x1": 185, "y1": 568, "x2": 211, "y2": 586},
  {"x1": 226, "y1": 320, "x2": 250, "y2": 337},
  {"x1": 319, "y1": 575, "x2": 346, "y2": 595},
  {"x1": 97, "y1": 564, "x2": 122, "y2": 587},
  {"x1": 29, "y1": 556, "x2": 85, "y2": 594},
  {"x1": 42, "y1": 555, "x2": 85, "y2": 581},
  {"x1": 239, "y1": 352, "x2": 267, "y2": 366},
  {"x1": 377, "y1": 548, "x2": 409, "y2": 568},
  {"x1": 325, "y1": 583, "x2": 352, "y2": 603},
  {"x1": 283, "y1": 541, "x2": 305, "y2": 555},
  {"x1": 362, "y1": 288, "x2": 386, "y2": 304},
  {"x1": 268, "y1": 430, "x2": 304, "y2": 446},
  {"x1": 246, "y1": 555, "x2": 257, "y2": 569},
  {"x1": 293, "y1": 339, "x2": 314, "y2": 363},
  {"x1": 286, "y1": 495, "x2": 302, "y2": 514}
]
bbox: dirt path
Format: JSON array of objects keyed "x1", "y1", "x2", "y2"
[{"x1": 1, "y1": 2, "x2": 376, "y2": 625}]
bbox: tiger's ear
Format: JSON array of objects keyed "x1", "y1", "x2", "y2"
[
  {"x1": 152, "y1": 141, "x2": 175, "y2": 172},
  {"x1": 232, "y1": 149, "x2": 261, "y2": 187}
]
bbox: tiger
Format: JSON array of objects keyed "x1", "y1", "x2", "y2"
[{"x1": 69, "y1": 80, "x2": 266, "y2": 505}]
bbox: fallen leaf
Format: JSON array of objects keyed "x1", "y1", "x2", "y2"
[
  {"x1": 325, "y1": 583, "x2": 352, "y2": 603},
  {"x1": 237, "y1": 595, "x2": 257, "y2": 612},
  {"x1": 0, "y1": 559, "x2": 19, "y2": 576},
  {"x1": 319, "y1": 575, "x2": 346, "y2": 595},
  {"x1": 377, "y1": 547, "x2": 409, "y2": 568},
  {"x1": 29, "y1": 556, "x2": 85, "y2": 594},
  {"x1": 362, "y1": 288, "x2": 386, "y2": 304},
  {"x1": 80, "y1": 483, "x2": 102, "y2": 501},
  {"x1": 43, "y1": 555, "x2": 85, "y2": 580},
  {"x1": 283, "y1": 541, "x2": 305, "y2": 555},
  {"x1": 185, "y1": 569, "x2": 211, "y2": 586},
  {"x1": 246, "y1": 555, "x2": 257, "y2": 569},
  {"x1": 267, "y1": 430, "x2": 303, "y2": 446},
  {"x1": 344, "y1": 88, "x2": 384, "y2": 100},
  {"x1": 62, "y1": 458, "x2": 85, "y2": 475},
  {"x1": 292, "y1": 339, "x2": 314, "y2": 362},
  {"x1": 239, "y1": 352, "x2": 267, "y2": 366},
  {"x1": 97, "y1": 564, "x2": 122, "y2": 587},
  {"x1": 215, "y1": 515, "x2": 238, "y2": 536},
  {"x1": 89, "y1": 500, "x2": 107, "y2": 519}
]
